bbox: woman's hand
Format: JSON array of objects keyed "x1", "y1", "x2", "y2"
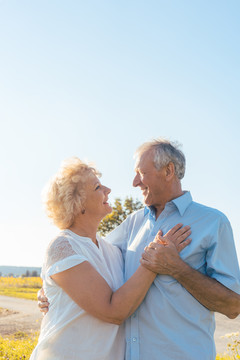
[
  {"x1": 154, "y1": 223, "x2": 191, "y2": 252},
  {"x1": 37, "y1": 288, "x2": 49, "y2": 315},
  {"x1": 140, "y1": 223, "x2": 191, "y2": 276}
]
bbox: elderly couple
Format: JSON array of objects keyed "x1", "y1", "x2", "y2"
[{"x1": 31, "y1": 138, "x2": 240, "y2": 360}]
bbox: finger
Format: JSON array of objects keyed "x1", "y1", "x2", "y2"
[
  {"x1": 144, "y1": 244, "x2": 157, "y2": 251},
  {"x1": 176, "y1": 229, "x2": 191, "y2": 243},
  {"x1": 38, "y1": 301, "x2": 49, "y2": 309},
  {"x1": 145, "y1": 243, "x2": 156, "y2": 251},
  {"x1": 40, "y1": 309, "x2": 48, "y2": 316},
  {"x1": 148, "y1": 242, "x2": 158, "y2": 249},
  {"x1": 140, "y1": 258, "x2": 152, "y2": 268},
  {"x1": 142, "y1": 250, "x2": 155, "y2": 261},
  {"x1": 172, "y1": 225, "x2": 191, "y2": 239},
  {"x1": 177, "y1": 238, "x2": 192, "y2": 253},
  {"x1": 154, "y1": 238, "x2": 167, "y2": 245},
  {"x1": 154, "y1": 229, "x2": 163, "y2": 241},
  {"x1": 37, "y1": 294, "x2": 48, "y2": 302},
  {"x1": 166, "y1": 226, "x2": 191, "y2": 244},
  {"x1": 39, "y1": 307, "x2": 48, "y2": 313},
  {"x1": 164, "y1": 223, "x2": 183, "y2": 238},
  {"x1": 177, "y1": 225, "x2": 191, "y2": 236}
]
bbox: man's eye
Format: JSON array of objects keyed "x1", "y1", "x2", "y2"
[{"x1": 95, "y1": 185, "x2": 100, "y2": 190}]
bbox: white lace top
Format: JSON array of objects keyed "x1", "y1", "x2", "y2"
[{"x1": 30, "y1": 229, "x2": 125, "y2": 360}]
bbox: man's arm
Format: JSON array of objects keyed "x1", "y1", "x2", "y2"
[{"x1": 141, "y1": 239, "x2": 240, "y2": 319}]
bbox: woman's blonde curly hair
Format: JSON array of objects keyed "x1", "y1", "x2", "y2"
[{"x1": 42, "y1": 157, "x2": 101, "y2": 229}]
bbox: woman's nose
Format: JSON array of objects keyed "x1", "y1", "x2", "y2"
[{"x1": 104, "y1": 186, "x2": 111, "y2": 194}]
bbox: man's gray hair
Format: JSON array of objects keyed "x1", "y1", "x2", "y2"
[{"x1": 134, "y1": 138, "x2": 186, "y2": 180}]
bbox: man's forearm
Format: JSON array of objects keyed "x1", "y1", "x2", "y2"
[
  {"x1": 172, "y1": 260, "x2": 240, "y2": 319},
  {"x1": 141, "y1": 240, "x2": 240, "y2": 318}
]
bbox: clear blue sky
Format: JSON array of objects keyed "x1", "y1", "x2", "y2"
[{"x1": 0, "y1": 0, "x2": 239, "y2": 267}]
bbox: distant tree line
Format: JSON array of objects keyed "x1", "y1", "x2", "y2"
[
  {"x1": 0, "y1": 271, "x2": 40, "y2": 277},
  {"x1": 98, "y1": 197, "x2": 143, "y2": 237},
  {"x1": 23, "y1": 270, "x2": 39, "y2": 277}
]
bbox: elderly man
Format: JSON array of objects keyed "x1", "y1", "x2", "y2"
[
  {"x1": 106, "y1": 138, "x2": 240, "y2": 360},
  {"x1": 39, "y1": 138, "x2": 240, "y2": 360}
]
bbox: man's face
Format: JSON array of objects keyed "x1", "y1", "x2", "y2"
[{"x1": 133, "y1": 150, "x2": 168, "y2": 207}]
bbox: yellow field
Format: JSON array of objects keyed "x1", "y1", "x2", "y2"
[
  {"x1": 0, "y1": 277, "x2": 42, "y2": 301},
  {"x1": 0, "y1": 332, "x2": 38, "y2": 359}
]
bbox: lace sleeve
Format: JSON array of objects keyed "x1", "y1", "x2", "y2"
[
  {"x1": 45, "y1": 236, "x2": 77, "y2": 268},
  {"x1": 43, "y1": 234, "x2": 88, "y2": 278}
]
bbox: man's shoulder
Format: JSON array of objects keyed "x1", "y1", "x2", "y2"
[
  {"x1": 126, "y1": 207, "x2": 145, "y2": 222},
  {"x1": 190, "y1": 200, "x2": 230, "y2": 223}
]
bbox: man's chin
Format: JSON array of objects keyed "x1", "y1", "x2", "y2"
[{"x1": 143, "y1": 197, "x2": 151, "y2": 207}]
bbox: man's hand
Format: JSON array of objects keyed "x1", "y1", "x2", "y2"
[
  {"x1": 141, "y1": 224, "x2": 240, "y2": 318},
  {"x1": 140, "y1": 223, "x2": 191, "y2": 276},
  {"x1": 37, "y1": 288, "x2": 49, "y2": 315}
]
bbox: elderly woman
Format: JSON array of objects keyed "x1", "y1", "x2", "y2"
[{"x1": 31, "y1": 157, "x2": 191, "y2": 360}]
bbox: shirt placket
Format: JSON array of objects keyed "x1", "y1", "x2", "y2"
[
  {"x1": 128, "y1": 214, "x2": 156, "y2": 360},
  {"x1": 128, "y1": 208, "x2": 175, "y2": 360},
  {"x1": 129, "y1": 310, "x2": 139, "y2": 360}
]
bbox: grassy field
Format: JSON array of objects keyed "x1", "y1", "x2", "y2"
[
  {"x1": 0, "y1": 332, "x2": 38, "y2": 359},
  {"x1": 0, "y1": 277, "x2": 42, "y2": 301}
]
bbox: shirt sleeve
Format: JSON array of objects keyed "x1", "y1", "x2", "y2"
[
  {"x1": 44, "y1": 235, "x2": 88, "y2": 278},
  {"x1": 105, "y1": 214, "x2": 131, "y2": 261},
  {"x1": 46, "y1": 254, "x2": 88, "y2": 277},
  {"x1": 206, "y1": 216, "x2": 240, "y2": 294}
]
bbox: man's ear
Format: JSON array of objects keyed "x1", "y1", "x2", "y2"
[{"x1": 165, "y1": 162, "x2": 175, "y2": 180}]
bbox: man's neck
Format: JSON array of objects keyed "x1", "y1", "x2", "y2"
[{"x1": 154, "y1": 189, "x2": 184, "y2": 219}]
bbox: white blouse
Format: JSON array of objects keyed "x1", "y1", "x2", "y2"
[{"x1": 30, "y1": 229, "x2": 125, "y2": 360}]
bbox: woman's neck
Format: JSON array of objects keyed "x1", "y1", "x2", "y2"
[{"x1": 68, "y1": 217, "x2": 99, "y2": 246}]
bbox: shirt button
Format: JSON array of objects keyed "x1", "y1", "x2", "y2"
[{"x1": 132, "y1": 337, "x2": 137, "y2": 342}]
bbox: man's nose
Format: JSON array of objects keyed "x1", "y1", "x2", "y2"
[{"x1": 133, "y1": 173, "x2": 140, "y2": 187}]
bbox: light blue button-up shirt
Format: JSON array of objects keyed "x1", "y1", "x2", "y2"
[{"x1": 106, "y1": 191, "x2": 240, "y2": 360}]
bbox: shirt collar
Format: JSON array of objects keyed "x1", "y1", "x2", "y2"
[
  {"x1": 144, "y1": 206, "x2": 155, "y2": 217},
  {"x1": 171, "y1": 191, "x2": 192, "y2": 216},
  {"x1": 144, "y1": 191, "x2": 192, "y2": 217}
]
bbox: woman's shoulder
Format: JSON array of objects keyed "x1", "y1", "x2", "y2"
[
  {"x1": 45, "y1": 231, "x2": 77, "y2": 267},
  {"x1": 47, "y1": 231, "x2": 72, "y2": 250}
]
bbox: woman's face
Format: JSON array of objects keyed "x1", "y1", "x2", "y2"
[{"x1": 83, "y1": 174, "x2": 112, "y2": 220}]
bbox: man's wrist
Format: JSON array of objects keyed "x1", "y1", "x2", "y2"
[{"x1": 169, "y1": 258, "x2": 191, "y2": 279}]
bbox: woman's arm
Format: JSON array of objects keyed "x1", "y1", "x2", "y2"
[
  {"x1": 51, "y1": 223, "x2": 191, "y2": 324},
  {"x1": 52, "y1": 261, "x2": 155, "y2": 324}
]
